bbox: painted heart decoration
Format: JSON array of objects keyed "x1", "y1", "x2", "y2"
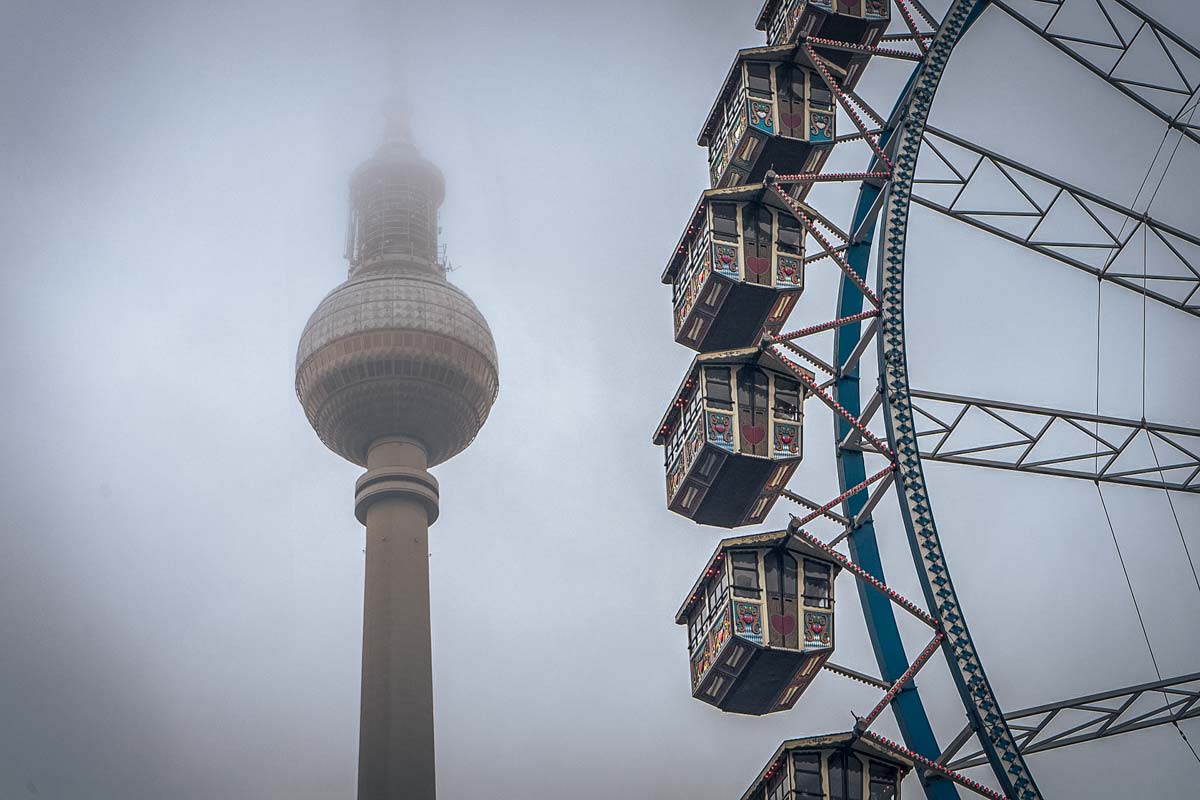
[
  {"x1": 783, "y1": 266, "x2": 795, "y2": 275},
  {"x1": 746, "y1": 256, "x2": 770, "y2": 274},
  {"x1": 780, "y1": 434, "x2": 793, "y2": 445},
  {"x1": 713, "y1": 423, "x2": 727, "y2": 434},
  {"x1": 743, "y1": 425, "x2": 765, "y2": 445},
  {"x1": 769, "y1": 614, "x2": 796, "y2": 635},
  {"x1": 781, "y1": 112, "x2": 805, "y2": 129},
  {"x1": 810, "y1": 622, "x2": 823, "y2": 634},
  {"x1": 741, "y1": 613, "x2": 755, "y2": 625},
  {"x1": 719, "y1": 253, "x2": 733, "y2": 265}
]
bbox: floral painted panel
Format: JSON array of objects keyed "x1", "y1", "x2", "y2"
[
  {"x1": 733, "y1": 601, "x2": 764, "y2": 645},
  {"x1": 804, "y1": 611, "x2": 832, "y2": 649}
]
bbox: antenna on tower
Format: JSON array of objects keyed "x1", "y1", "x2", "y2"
[
  {"x1": 381, "y1": 96, "x2": 414, "y2": 149},
  {"x1": 437, "y1": 243, "x2": 458, "y2": 273}
]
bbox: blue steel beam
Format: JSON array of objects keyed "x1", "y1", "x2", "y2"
[
  {"x1": 834, "y1": 58, "x2": 964, "y2": 800},
  {"x1": 834, "y1": 1, "x2": 1047, "y2": 799},
  {"x1": 873, "y1": 0, "x2": 1043, "y2": 797}
]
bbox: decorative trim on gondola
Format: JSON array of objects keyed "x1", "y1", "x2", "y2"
[
  {"x1": 804, "y1": 611, "x2": 832, "y2": 648},
  {"x1": 734, "y1": 601, "x2": 764, "y2": 644}
]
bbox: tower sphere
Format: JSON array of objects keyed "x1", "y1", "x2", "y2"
[{"x1": 295, "y1": 119, "x2": 499, "y2": 468}]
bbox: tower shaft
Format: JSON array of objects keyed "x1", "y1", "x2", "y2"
[
  {"x1": 297, "y1": 119, "x2": 497, "y2": 799},
  {"x1": 354, "y1": 438, "x2": 441, "y2": 800}
]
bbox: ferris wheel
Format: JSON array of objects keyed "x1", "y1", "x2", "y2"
[{"x1": 653, "y1": 2, "x2": 1200, "y2": 799}]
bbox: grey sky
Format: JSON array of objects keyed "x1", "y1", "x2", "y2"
[{"x1": 2, "y1": 1, "x2": 1198, "y2": 798}]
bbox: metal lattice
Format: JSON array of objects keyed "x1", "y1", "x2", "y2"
[
  {"x1": 845, "y1": 389, "x2": 1200, "y2": 491},
  {"x1": 939, "y1": 673, "x2": 1200, "y2": 770},
  {"x1": 659, "y1": 2, "x2": 1200, "y2": 798},
  {"x1": 874, "y1": 2, "x2": 1044, "y2": 796},
  {"x1": 995, "y1": 0, "x2": 1200, "y2": 143},
  {"x1": 911, "y1": 126, "x2": 1200, "y2": 313}
]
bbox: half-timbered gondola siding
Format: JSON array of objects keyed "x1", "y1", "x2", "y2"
[
  {"x1": 654, "y1": 349, "x2": 812, "y2": 528},
  {"x1": 676, "y1": 531, "x2": 842, "y2": 715},
  {"x1": 664, "y1": 183, "x2": 809, "y2": 352}
]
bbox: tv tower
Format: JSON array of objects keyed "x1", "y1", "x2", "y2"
[{"x1": 295, "y1": 112, "x2": 499, "y2": 799}]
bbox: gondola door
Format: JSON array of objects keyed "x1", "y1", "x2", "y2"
[
  {"x1": 736, "y1": 366, "x2": 769, "y2": 456},
  {"x1": 776, "y1": 64, "x2": 807, "y2": 139},
  {"x1": 741, "y1": 203, "x2": 773, "y2": 285},
  {"x1": 781, "y1": 552, "x2": 799, "y2": 648},
  {"x1": 764, "y1": 549, "x2": 800, "y2": 649}
]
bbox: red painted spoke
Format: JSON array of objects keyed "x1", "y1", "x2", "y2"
[
  {"x1": 770, "y1": 310, "x2": 880, "y2": 342},
  {"x1": 892, "y1": 0, "x2": 931, "y2": 55},
  {"x1": 807, "y1": 35, "x2": 924, "y2": 62},
  {"x1": 782, "y1": 490, "x2": 850, "y2": 526},
  {"x1": 771, "y1": 169, "x2": 892, "y2": 184},
  {"x1": 834, "y1": 129, "x2": 884, "y2": 146},
  {"x1": 791, "y1": 465, "x2": 894, "y2": 529},
  {"x1": 804, "y1": 244, "x2": 848, "y2": 266},
  {"x1": 859, "y1": 632, "x2": 944, "y2": 728},
  {"x1": 772, "y1": 346, "x2": 894, "y2": 457},
  {"x1": 822, "y1": 661, "x2": 891, "y2": 690},
  {"x1": 902, "y1": 0, "x2": 940, "y2": 30},
  {"x1": 834, "y1": 83, "x2": 887, "y2": 128},
  {"x1": 803, "y1": 210, "x2": 851, "y2": 244},
  {"x1": 880, "y1": 33, "x2": 934, "y2": 43},
  {"x1": 860, "y1": 732, "x2": 1010, "y2": 800},
  {"x1": 767, "y1": 183, "x2": 881, "y2": 307},
  {"x1": 789, "y1": 526, "x2": 938, "y2": 629},
  {"x1": 777, "y1": 340, "x2": 837, "y2": 376},
  {"x1": 804, "y1": 43, "x2": 893, "y2": 169},
  {"x1": 805, "y1": 220, "x2": 880, "y2": 306}
]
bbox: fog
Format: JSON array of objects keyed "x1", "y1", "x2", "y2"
[{"x1": 2, "y1": 1, "x2": 1198, "y2": 798}]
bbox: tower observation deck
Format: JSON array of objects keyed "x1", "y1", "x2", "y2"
[{"x1": 295, "y1": 115, "x2": 499, "y2": 800}]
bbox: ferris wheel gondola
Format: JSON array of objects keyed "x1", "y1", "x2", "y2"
[{"x1": 653, "y1": 1, "x2": 1200, "y2": 798}]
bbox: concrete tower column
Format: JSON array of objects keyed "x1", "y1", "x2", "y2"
[
  {"x1": 296, "y1": 118, "x2": 498, "y2": 800},
  {"x1": 353, "y1": 438, "x2": 440, "y2": 800}
]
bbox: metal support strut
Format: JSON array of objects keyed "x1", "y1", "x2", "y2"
[{"x1": 873, "y1": 1, "x2": 1043, "y2": 796}]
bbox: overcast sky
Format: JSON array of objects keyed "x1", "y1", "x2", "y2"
[{"x1": 2, "y1": 1, "x2": 1199, "y2": 798}]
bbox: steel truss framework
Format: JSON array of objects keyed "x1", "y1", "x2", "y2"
[
  {"x1": 993, "y1": 0, "x2": 1200, "y2": 144},
  {"x1": 661, "y1": 1, "x2": 1200, "y2": 798},
  {"x1": 869, "y1": 2, "x2": 1043, "y2": 796},
  {"x1": 822, "y1": 1, "x2": 1200, "y2": 798},
  {"x1": 844, "y1": 389, "x2": 1200, "y2": 492},
  {"x1": 939, "y1": 673, "x2": 1200, "y2": 770},
  {"x1": 794, "y1": 0, "x2": 1200, "y2": 795},
  {"x1": 910, "y1": 126, "x2": 1200, "y2": 314}
]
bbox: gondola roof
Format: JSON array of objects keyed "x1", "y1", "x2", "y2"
[
  {"x1": 652, "y1": 347, "x2": 813, "y2": 445},
  {"x1": 675, "y1": 529, "x2": 843, "y2": 623},
  {"x1": 738, "y1": 732, "x2": 913, "y2": 800},
  {"x1": 698, "y1": 44, "x2": 801, "y2": 147},
  {"x1": 662, "y1": 182, "x2": 814, "y2": 284}
]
